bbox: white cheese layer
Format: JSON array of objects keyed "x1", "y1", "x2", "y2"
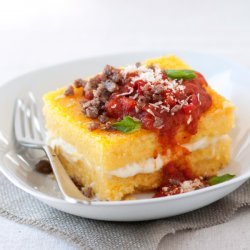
[
  {"x1": 49, "y1": 137, "x2": 81, "y2": 162},
  {"x1": 109, "y1": 154, "x2": 164, "y2": 178},
  {"x1": 47, "y1": 134, "x2": 229, "y2": 178},
  {"x1": 182, "y1": 134, "x2": 230, "y2": 152}
]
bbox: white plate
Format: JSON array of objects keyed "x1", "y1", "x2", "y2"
[{"x1": 0, "y1": 51, "x2": 249, "y2": 221}]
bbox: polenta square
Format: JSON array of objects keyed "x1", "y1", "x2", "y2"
[{"x1": 43, "y1": 55, "x2": 234, "y2": 201}]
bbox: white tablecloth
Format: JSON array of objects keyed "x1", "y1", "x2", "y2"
[{"x1": 0, "y1": 0, "x2": 249, "y2": 249}]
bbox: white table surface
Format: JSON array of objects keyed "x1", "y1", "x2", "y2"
[{"x1": 0, "y1": 0, "x2": 250, "y2": 249}]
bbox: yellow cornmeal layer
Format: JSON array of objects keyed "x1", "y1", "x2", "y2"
[
  {"x1": 186, "y1": 136, "x2": 232, "y2": 176},
  {"x1": 54, "y1": 136, "x2": 231, "y2": 201},
  {"x1": 57, "y1": 152, "x2": 162, "y2": 201},
  {"x1": 145, "y1": 55, "x2": 191, "y2": 70},
  {"x1": 43, "y1": 55, "x2": 235, "y2": 201}
]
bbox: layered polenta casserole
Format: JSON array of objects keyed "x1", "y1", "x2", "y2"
[{"x1": 43, "y1": 55, "x2": 235, "y2": 201}]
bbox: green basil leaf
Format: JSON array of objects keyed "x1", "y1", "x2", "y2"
[
  {"x1": 208, "y1": 174, "x2": 236, "y2": 186},
  {"x1": 112, "y1": 116, "x2": 141, "y2": 133},
  {"x1": 166, "y1": 69, "x2": 196, "y2": 80}
]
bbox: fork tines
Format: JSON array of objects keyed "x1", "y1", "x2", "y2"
[{"x1": 14, "y1": 92, "x2": 45, "y2": 148}]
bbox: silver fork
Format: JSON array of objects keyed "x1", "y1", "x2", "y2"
[{"x1": 14, "y1": 92, "x2": 90, "y2": 203}]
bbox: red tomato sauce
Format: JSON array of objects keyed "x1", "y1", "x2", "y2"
[
  {"x1": 105, "y1": 71, "x2": 212, "y2": 147},
  {"x1": 153, "y1": 161, "x2": 208, "y2": 198},
  {"x1": 71, "y1": 64, "x2": 213, "y2": 198}
]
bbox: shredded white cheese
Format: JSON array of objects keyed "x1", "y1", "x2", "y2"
[{"x1": 120, "y1": 64, "x2": 189, "y2": 116}]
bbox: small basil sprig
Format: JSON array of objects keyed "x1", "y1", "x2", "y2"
[
  {"x1": 208, "y1": 174, "x2": 235, "y2": 186},
  {"x1": 112, "y1": 116, "x2": 141, "y2": 133},
  {"x1": 166, "y1": 69, "x2": 196, "y2": 80}
]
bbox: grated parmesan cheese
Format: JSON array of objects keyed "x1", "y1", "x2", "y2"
[
  {"x1": 119, "y1": 63, "x2": 191, "y2": 118},
  {"x1": 187, "y1": 115, "x2": 193, "y2": 125}
]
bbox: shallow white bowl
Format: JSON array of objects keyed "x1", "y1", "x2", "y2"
[{"x1": 0, "y1": 51, "x2": 249, "y2": 221}]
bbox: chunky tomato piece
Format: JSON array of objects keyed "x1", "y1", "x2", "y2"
[
  {"x1": 106, "y1": 96, "x2": 137, "y2": 118},
  {"x1": 140, "y1": 112, "x2": 155, "y2": 130},
  {"x1": 134, "y1": 80, "x2": 145, "y2": 96},
  {"x1": 182, "y1": 103, "x2": 195, "y2": 114}
]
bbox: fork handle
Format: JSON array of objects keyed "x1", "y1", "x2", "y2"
[{"x1": 43, "y1": 145, "x2": 89, "y2": 202}]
